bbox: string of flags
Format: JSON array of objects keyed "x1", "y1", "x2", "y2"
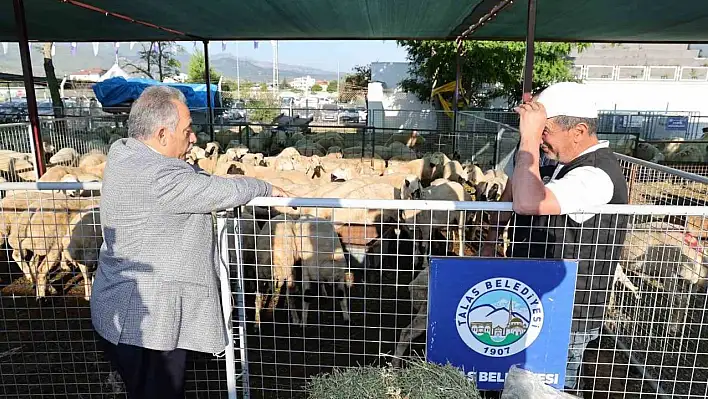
[{"x1": 3, "y1": 42, "x2": 9, "y2": 55}]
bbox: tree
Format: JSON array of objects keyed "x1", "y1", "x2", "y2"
[
  {"x1": 280, "y1": 78, "x2": 291, "y2": 89},
  {"x1": 124, "y1": 42, "x2": 183, "y2": 82},
  {"x1": 40, "y1": 43, "x2": 63, "y2": 117},
  {"x1": 345, "y1": 65, "x2": 371, "y2": 89},
  {"x1": 327, "y1": 80, "x2": 338, "y2": 93},
  {"x1": 259, "y1": 83, "x2": 268, "y2": 91},
  {"x1": 311, "y1": 84, "x2": 323, "y2": 93},
  {"x1": 187, "y1": 50, "x2": 220, "y2": 84},
  {"x1": 397, "y1": 40, "x2": 585, "y2": 108}
]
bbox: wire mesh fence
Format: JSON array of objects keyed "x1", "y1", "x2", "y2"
[
  {"x1": 223, "y1": 197, "x2": 708, "y2": 399},
  {"x1": 0, "y1": 153, "x2": 707, "y2": 398},
  {"x1": 0, "y1": 182, "x2": 231, "y2": 398}
]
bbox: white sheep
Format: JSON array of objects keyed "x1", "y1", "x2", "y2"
[
  {"x1": 254, "y1": 214, "x2": 353, "y2": 328},
  {"x1": 49, "y1": 147, "x2": 80, "y2": 166},
  {"x1": 62, "y1": 207, "x2": 102, "y2": 300},
  {"x1": 402, "y1": 181, "x2": 472, "y2": 255}
]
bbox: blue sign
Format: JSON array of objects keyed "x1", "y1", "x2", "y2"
[
  {"x1": 666, "y1": 116, "x2": 688, "y2": 131},
  {"x1": 426, "y1": 257, "x2": 578, "y2": 390}
]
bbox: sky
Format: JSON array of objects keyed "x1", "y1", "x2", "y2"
[{"x1": 196, "y1": 40, "x2": 410, "y2": 73}]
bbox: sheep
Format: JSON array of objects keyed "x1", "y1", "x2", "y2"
[
  {"x1": 326, "y1": 146, "x2": 343, "y2": 158},
  {"x1": 256, "y1": 215, "x2": 352, "y2": 327},
  {"x1": 78, "y1": 152, "x2": 107, "y2": 169},
  {"x1": 620, "y1": 222, "x2": 706, "y2": 286},
  {"x1": 186, "y1": 146, "x2": 207, "y2": 164},
  {"x1": 384, "y1": 158, "x2": 438, "y2": 184},
  {"x1": 373, "y1": 174, "x2": 423, "y2": 200},
  {"x1": 294, "y1": 140, "x2": 326, "y2": 157},
  {"x1": 49, "y1": 147, "x2": 80, "y2": 166},
  {"x1": 402, "y1": 181, "x2": 472, "y2": 255},
  {"x1": 62, "y1": 207, "x2": 102, "y2": 300},
  {"x1": 8, "y1": 194, "x2": 100, "y2": 297},
  {"x1": 240, "y1": 153, "x2": 265, "y2": 167},
  {"x1": 440, "y1": 161, "x2": 467, "y2": 184},
  {"x1": 59, "y1": 172, "x2": 102, "y2": 197},
  {"x1": 384, "y1": 130, "x2": 425, "y2": 151},
  {"x1": 392, "y1": 255, "x2": 429, "y2": 367},
  {"x1": 225, "y1": 145, "x2": 249, "y2": 161},
  {"x1": 0, "y1": 190, "x2": 55, "y2": 248},
  {"x1": 315, "y1": 132, "x2": 345, "y2": 150},
  {"x1": 635, "y1": 142, "x2": 664, "y2": 163},
  {"x1": 619, "y1": 221, "x2": 707, "y2": 334},
  {"x1": 205, "y1": 141, "x2": 222, "y2": 157},
  {"x1": 294, "y1": 215, "x2": 354, "y2": 326}
]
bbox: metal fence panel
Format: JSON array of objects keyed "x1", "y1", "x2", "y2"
[
  {"x1": 224, "y1": 196, "x2": 707, "y2": 399},
  {"x1": 2, "y1": 129, "x2": 708, "y2": 398},
  {"x1": 0, "y1": 183, "x2": 233, "y2": 398}
]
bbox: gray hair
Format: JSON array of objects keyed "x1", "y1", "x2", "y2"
[
  {"x1": 552, "y1": 115, "x2": 598, "y2": 136},
  {"x1": 128, "y1": 86, "x2": 187, "y2": 140}
]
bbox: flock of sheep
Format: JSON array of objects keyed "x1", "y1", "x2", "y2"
[
  {"x1": 1, "y1": 117, "x2": 707, "y2": 368},
  {"x1": 633, "y1": 132, "x2": 708, "y2": 163}
]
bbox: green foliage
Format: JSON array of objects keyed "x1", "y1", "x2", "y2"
[
  {"x1": 306, "y1": 359, "x2": 482, "y2": 399},
  {"x1": 345, "y1": 65, "x2": 371, "y2": 89},
  {"x1": 281, "y1": 78, "x2": 291, "y2": 89},
  {"x1": 397, "y1": 40, "x2": 587, "y2": 108},
  {"x1": 327, "y1": 80, "x2": 338, "y2": 92},
  {"x1": 259, "y1": 83, "x2": 268, "y2": 91},
  {"x1": 247, "y1": 98, "x2": 280, "y2": 122},
  {"x1": 125, "y1": 42, "x2": 183, "y2": 82},
  {"x1": 187, "y1": 50, "x2": 220, "y2": 84},
  {"x1": 311, "y1": 84, "x2": 323, "y2": 93}
]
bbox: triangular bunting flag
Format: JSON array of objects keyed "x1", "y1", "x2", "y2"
[
  {"x1": 222, "y1": 41, "x2": 226, "y2": 51},
  {"x1": 130, "y1": 42, "x2": 136, "y2": 50},
  {"x1": 254, "y1": 41, "x2": 258, "y2": 49},
  {"x1": 70, "y1": 42, "x2": 77, "y2": 56},
  {"x1": 2, "y1": 43, "x2": 7, "y2": 54},
  {"x1": 93, "y1": 42, "x2": 99, "y2": 56},
  {"x1": 51, "y1": 43, "x2": 56, "y2": 57}
]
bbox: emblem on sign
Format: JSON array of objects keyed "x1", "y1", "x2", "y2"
[{"x1": 456, "y1": 277, "x2": 544, "y2": 357}]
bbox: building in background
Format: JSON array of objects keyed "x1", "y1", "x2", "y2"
[
  {"x1": 69, "y1": 68, "x2": 107, "y2": 82},
  {"x1": 291, "y1": 75, "x2": 316, "y2": 92}
]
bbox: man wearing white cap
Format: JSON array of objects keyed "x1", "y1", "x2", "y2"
[{"x1": 484, "y1": 82, "x2": 629, "y2": 391}]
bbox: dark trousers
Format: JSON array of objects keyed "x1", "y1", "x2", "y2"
[{"x1": 98, "y1": 336, "x2": 187, "y2": 399}]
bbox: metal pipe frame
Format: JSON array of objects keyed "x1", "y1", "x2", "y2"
[
  {"x1": 13, "y1": 0, "x2": 46, "y2": 177},
  {"x1": 522, "y1": 0, "x2": 538, "y2": 98},
  {"x1": 203, "y1": 40, "x2": 215, "y2": 141}
]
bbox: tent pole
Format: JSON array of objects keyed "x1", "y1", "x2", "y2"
[
  {"x1": 203, "y1": 40, "x2": 214, "y2": 141},
  {"x1": 452, "y1": 47, "x2": 461, "y2": 154},
  {"x1": 522, "y1": 0, "x2": 538, "y2": 100},
  {"x1": 13, "y1": 0, "x2": 45, "y2": 177}
]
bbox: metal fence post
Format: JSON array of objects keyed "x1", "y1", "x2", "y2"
[{"x1": 216, "y1": 212, "x2": 239, "y2": 399}]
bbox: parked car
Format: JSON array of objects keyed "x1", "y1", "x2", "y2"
[
  {"x1": 356, "y1": 106, "x2": 367, "y2": 123},
  {"x1": 320, "y1": 104, "x2": 339, "y2": 122},
  {"x1": 338, "y1": 107, "x2": 359, "y2": 123},
  {"x1": 223, "y1": 101, "x2": 246, "y2": 121}
]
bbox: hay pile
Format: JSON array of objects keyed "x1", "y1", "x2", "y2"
[{"x1": 306, "y1": 359, "x2": 482, "y2": 399}]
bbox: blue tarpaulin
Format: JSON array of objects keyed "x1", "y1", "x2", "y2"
[{"x1": 92, "y1": 77, "x2": 221, "y2": 109}]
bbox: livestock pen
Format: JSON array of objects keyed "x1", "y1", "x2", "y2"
[{"x1": 1, "y1": 154, "x2": 707, "y2": 398}]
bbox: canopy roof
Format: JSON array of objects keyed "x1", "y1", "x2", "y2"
[{"x1": 1, "y1": 0, "x2": 707, "y2": 42}]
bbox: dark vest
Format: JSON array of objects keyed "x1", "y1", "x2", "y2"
[{"x1": 509, "y1": 147, "x2": 629, "y2": 332}]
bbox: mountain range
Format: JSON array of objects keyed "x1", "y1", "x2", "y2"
[{"x1": 0, "y1": 42, "x2": 338, "y2": 82}]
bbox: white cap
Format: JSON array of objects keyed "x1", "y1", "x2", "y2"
[{"x1": 536, "y1": 82, "x2": 598, "y2": 119}]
